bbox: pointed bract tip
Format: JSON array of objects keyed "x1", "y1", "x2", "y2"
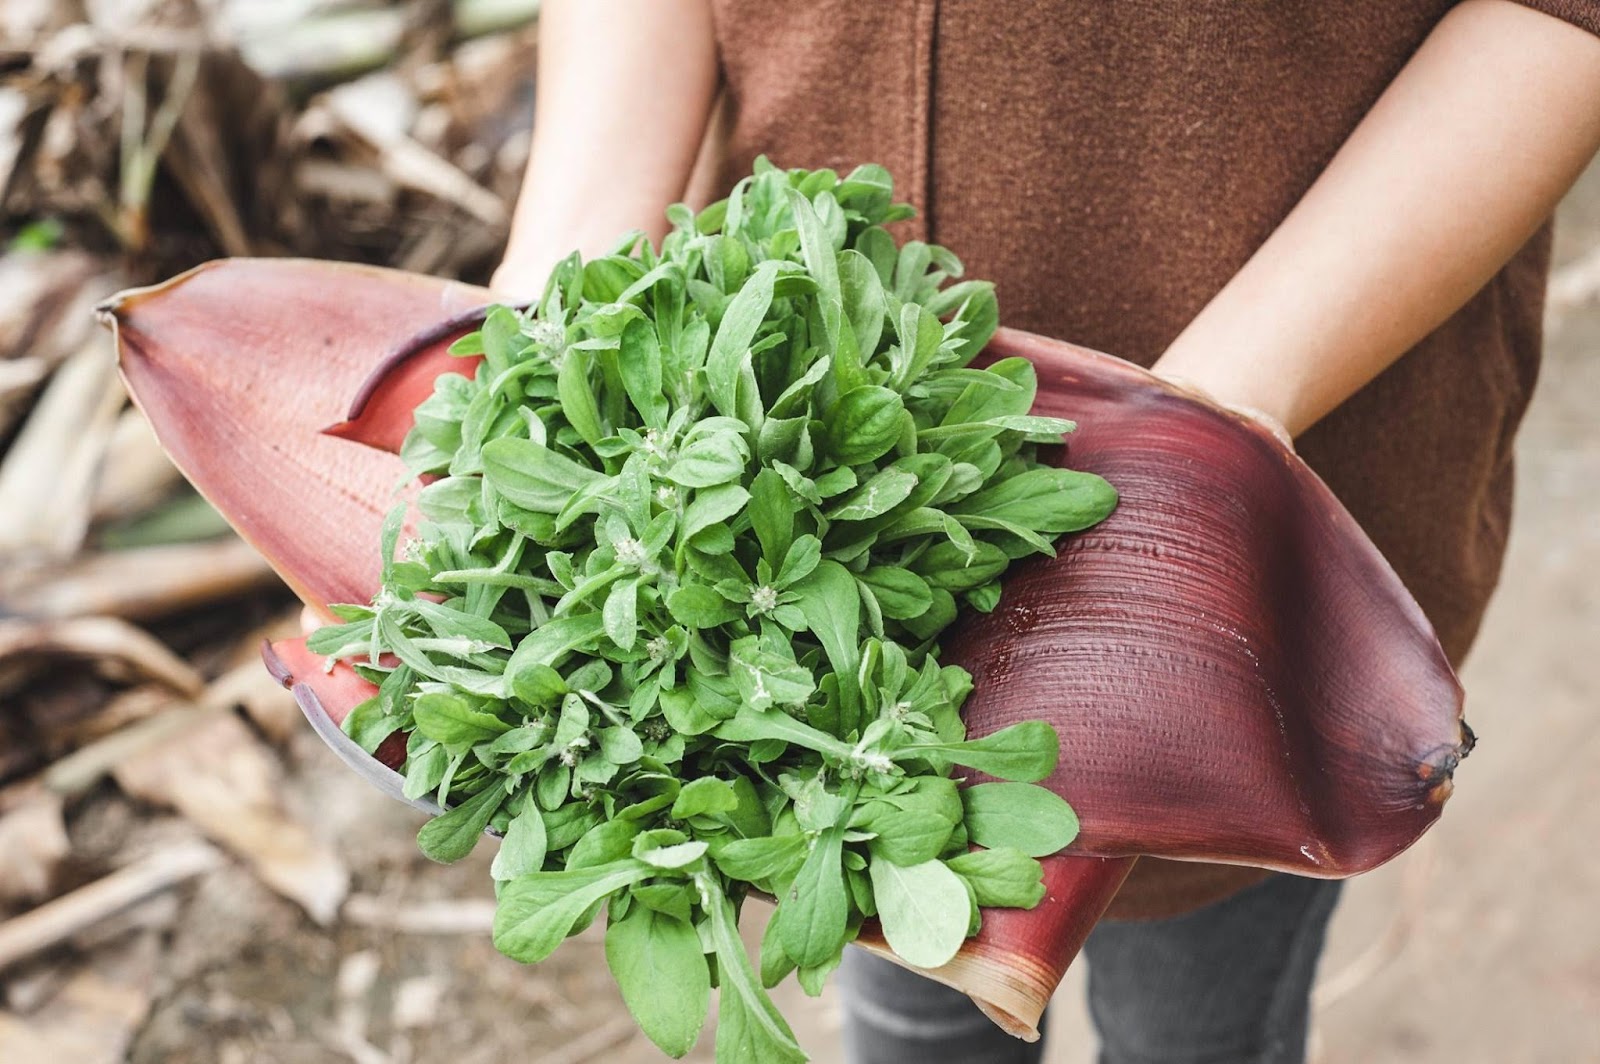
[{"x1": 93, "y1": 295, "x2": 124, "y2": 328}]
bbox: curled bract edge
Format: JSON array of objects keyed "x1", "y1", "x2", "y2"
[{"x1": 99, "y1": 258, "x2": 1470, "y2": 1040}]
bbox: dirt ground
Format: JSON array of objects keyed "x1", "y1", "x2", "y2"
[{"x1": 97, "y1": 166, "x2": 1600, "y2": 1064}]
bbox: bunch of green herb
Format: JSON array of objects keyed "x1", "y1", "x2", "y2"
[{"x1": 309, "y1": 159, "x2": 1117, "y2": 1062}]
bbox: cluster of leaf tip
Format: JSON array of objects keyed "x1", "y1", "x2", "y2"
[{"x1": 309, "y1": 158, "x2": 1118, "y2": 1062}]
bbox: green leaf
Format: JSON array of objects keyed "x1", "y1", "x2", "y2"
[
  {"x1": 712, "y1": 834, "x2": 808, "y2": 884},
  {"x1": 683, "y1": 483, "x2": 750, "y2": 542},
  {"x1": 759, "y1": 905, "x2": 798, "y2": 989},
  {"x1": 950, "y1": 467, "x2": 1118, "y2": 534},
  {"x1": 719, "y1": 775, "x2": 773, "y2": 839},
  {"x1": 341, "y1": 696, "x2": 402, "y2": 755},
  {"x1": 667, "y1": 425, "x2": 750, "y2": 488},
  {"x1": 712, "y1": 705, "x2": 854, "y2": 760},
  {"x1": 788, "y1": 189, "x2": 843, "y2": 357},
  {"x1": 868, "y1": 856, "x2": 971, "y2": 968},
  {"x1": 603, "y1": 579, "x2": 638, "y2": 650},
  {"x1": 304, "y1": 617, "x2": 374, "y2": 659},
  {"x1": 889, "y1": 302, "x2": 945, "y2": 390},
  {"x1": 412, "y1": 691, "x2": 510, "y2": 745},
  {"x1": 827, "y1": 385, "x2": 905, "y2": 466},
  {"x1": 776, "y1": 825, "x2": 849, "y2": 968},
  {"x1": 493, "y1": 861, "x2": 651, "y2": 963},
  {"x1": 960, "y1": 783, "x2": 1080, "y2": 857},
  {"x1": 482, "y1": 437, "x2": 606, "y2": 513},
  {"x1": 401, "y1": 742, "x2": 448, "y2": 801},
  {"x1": 941, "y1": 357, "x2": 1035, "y2": 425},
  {"x1": 480, "y1": 304, "x2": 523, "y2": 376},
  {"x1": 636, "y1": 839, "x2": 709, "y2": 870},
  {"x1": 827, "y1": 467, "x2": 918, "y2": 522},
  {"x1": 599, "y1": 725, "x2": 644, "y2": 764},
  {"x1": 965, "y1": 582, "x2": 1003, "y2": 612},
  {"x1": 671, "y1": 777, "x2": 741, "y2": 819},
  {"x1": 557, "y1": 349, "x2": 605, "y2": 446},
  {"x1": 618, "y1": 317, "x2": 668, "y2": 426},
  {"x1": 930, "y1": 280, "x2": 998, "y2": 365},
  {"x1": 632, "y1": 882, "x2": 696, "y2": 922},
  {"x1": 706, "y1": 260, "x2": 779, "y2": 417},
  {"x1": 774, "y1": 534, "x2": 821, "y2": 589},
  {"x1": 857, "y1": 566, "x2": 933, "y2": 620},
  {"x1": 569, "y1": 819, "x2": 645, "y2": 869},
  {"x1": 914, "y1": 538, "x2": 1008, "y2": 592},
  {"x1": 511, "y1": 661, "x2": 567, "y2": 706},
  {"x1": 729, "y1": 634, "x2": 817, "y2": 711},
  {"x1": 666, "y1": 583, "x2": 742, "y2": 629},
  {"x1": 491, "y1": 805, "x2": 548, "y2": 881},
  {"x1": 903, "y1": 720, "x2": 1060, "y2": 782},
  {"x1": 792, "y1": 561, "x2": 861, "y2": 728},
  {"x1": 702, "y1": 878, "x2": 806, "y2": 1064},
  {"x1": 945, "y1": 848, "x2": 1047, "y2": 908},
  {"x1": 536, "y1": 761, "x2": 570, "y2": 811},
  {"x1": 748, "y1": 467, "x2": 794, "y2": 565},
  {"x1": 606, "y1": 905, "x2": 710, "y2": 1058},
  {"x1": 417, "y1": 783, "x2": 504, "y2": 863},
  {"x1": 838, "y1": 248, "x2": 887, "y2": 362},
  {"x1": 864, "y1": 807, "x2": 957, "y2": 867},
  {"x1": 507, "y1": 614, "x2": 606, "y2": 672},
  {"x1": 796, "y1": 947, "x2": 843, "y2": 999},
  {"x1": 410, "y1": 599, "x2": 512, "y2": 649}
]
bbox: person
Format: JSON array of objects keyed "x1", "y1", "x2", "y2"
[{"x1": 487, "y1": 3, "x2": 1600, "y2": 1062}]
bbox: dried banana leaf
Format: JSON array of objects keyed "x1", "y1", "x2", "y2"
[{"x1": 99, "y1": 258, "x2": 1470, "y2": 1038}]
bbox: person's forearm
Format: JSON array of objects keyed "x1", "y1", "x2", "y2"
[
  {"x1": 1154, "y1": 0, "x2": 1600, "y2": 437},
  {"x1": 491, "y1": 0, "x2": 718, "y2": 297}
]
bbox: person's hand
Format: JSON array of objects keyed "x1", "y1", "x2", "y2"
[{"x1": 488, "y1": 253, "x2": 559, "y2": 303}]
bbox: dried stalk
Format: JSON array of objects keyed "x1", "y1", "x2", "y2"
[
  {"x1": 0, "y1": 616, "x2": 204, "y2": 698},
  {"x1": 42, "y1": 704, "x2": 203, "y2": 799},
  {"x1": 342, "y1": 895, "x2": 497, "y2": 934},
  {"x1": 0, "y1": 252, "x2": 101, "y2": 364},
  {"x1": 0, "y1": 538, "x2": 275, "y2": 621},
  {"x1": 235, "y1": 0, "x2": 542, "y2": 82},
  {"x1": 0, "y1": 358, "x2": 47, "y2": 438},
  {"x1": 0, "y1": 340, "x2": 126, "y2": 561},
  {"x1": 116, "y1": 48, "x2": 202, "y2": 251},
  {"x1": 0, "y1": 786, "x2": 69, "y2": 905},
  {"x1": 45, "y1": 685, "x2": 174, "y2": 750},
  {"x1": 318, "y1": 74, "x2": 506, "y2": 226},
  {"x1": 41, "y1": 649, "x2": 297, "y2": 797},
  {"x1": 112, "y1": 712, "x2": 351, "y2": 923},
  {"x1": 0, "y1": 841, "x2": 221, "y2": 971},
  {"x1": 89, "y1": 406, "x2": 180, "y2": 522}
]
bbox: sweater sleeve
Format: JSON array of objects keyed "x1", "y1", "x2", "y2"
[{"x1": 1511, "y1": 0, "x2": 1600, "y2": 37}]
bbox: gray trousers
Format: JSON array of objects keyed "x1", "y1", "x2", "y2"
[{"x1": 839, "y1": 873, "x2": 1342, "y2": 1064}]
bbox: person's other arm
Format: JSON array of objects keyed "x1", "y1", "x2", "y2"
[
  {"x1": 490, "y1": 0, "x2": 718, "y2": 297},
  {"x1": 1154, "y1": 0, "x2": 1600, "y2": 438}
]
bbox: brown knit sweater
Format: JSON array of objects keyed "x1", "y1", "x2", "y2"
[{"x1": 707, "y1": 0, "x2": 1600, "y2": 918}]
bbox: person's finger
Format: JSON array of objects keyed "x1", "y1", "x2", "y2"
[{"x1": 300, "y1": 604, "x2": 328, "y2": 635}]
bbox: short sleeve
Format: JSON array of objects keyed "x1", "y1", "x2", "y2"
[{"x1": 1511, "y1": 0, "x2": 1600, "y2": 38}]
